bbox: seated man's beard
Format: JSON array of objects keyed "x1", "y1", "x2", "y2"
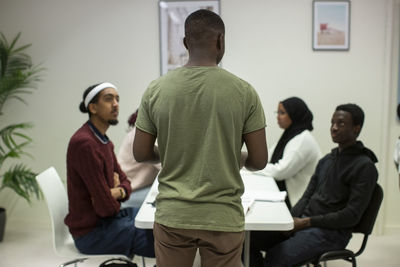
[{"x1": 108, "y1": 119, "x2": 119, "y2": 125}]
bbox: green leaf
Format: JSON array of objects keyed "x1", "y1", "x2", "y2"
[
  {"x1": 0, "y1": 123, "x2": 33, "y2": 167},
  {"x1": 0, "y1": 32, "x2": 43, "y2": 113},
  {"x1": 0, "y1": 164, "x2": 42, "y2": 203}
]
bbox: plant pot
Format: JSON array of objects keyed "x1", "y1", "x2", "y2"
[{"x1": 0, "y1": 207, "x2": 5, "y2": 242}]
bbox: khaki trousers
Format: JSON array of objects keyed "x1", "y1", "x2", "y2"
[{"x1": 154, "y1": 222, "x2": 245, "y2": 267}]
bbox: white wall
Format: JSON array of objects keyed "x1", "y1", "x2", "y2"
[{"x1": 0, "y1": 0, "x2": 399, "y2": 234}]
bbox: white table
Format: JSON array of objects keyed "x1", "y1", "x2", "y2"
[{"x1": 135, "y1": 171, "x2": 293, "y2": 267}]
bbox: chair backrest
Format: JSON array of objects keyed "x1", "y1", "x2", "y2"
[
  {"x1": 36, "y1": 166, "x2": 79, "y2": 256},
  {"x1": 353, "y1": 183, "x2": 383, "y2": 235}
]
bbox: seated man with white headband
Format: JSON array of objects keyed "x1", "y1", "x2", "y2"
[{"x1": 64, "y1": 82, "x2": 155, "y2": 258}]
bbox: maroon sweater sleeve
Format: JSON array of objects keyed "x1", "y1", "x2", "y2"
[
  {"x1": 65, "y1": 124, "x2": 131, "y2": 237},
  {"x1": 112, "y1": 148, "x2": 132, "y2": 200},
  {"x1": 74, "y1": 141, "x2": 121, "y2": 217}
]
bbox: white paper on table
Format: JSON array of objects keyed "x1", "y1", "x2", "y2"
[
  {"x1": 242, "y1": 191, "x2": 287, "y2": 202},
  {"x1": 145, "y1": 189, "x2": 159, "y2": 204},
  {"x1": 241, "y1": 196, "x2": 255, "y2": 214}
]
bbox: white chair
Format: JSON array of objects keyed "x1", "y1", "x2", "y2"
[{"x1": 36, "y1": 166, "x2": 138, "y2": 267}]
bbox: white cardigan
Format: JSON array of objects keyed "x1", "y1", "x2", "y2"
[
  {"x1": 253, "y1": 130, "x2": 321, "y2": 206},
  {"x1": 117, "y1": 127, "x2": 161, "y2": 191},
  {"x1": 393, "y1": 138, "x2": 400, "y2": 173}
]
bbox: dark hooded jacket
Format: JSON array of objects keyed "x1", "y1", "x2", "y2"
[{"x1": 291, "y1": 141, "x2": 378, "y2": 230}]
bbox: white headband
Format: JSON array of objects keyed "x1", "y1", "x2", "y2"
[{"x1": 84, "y1": 82, "x2": 117, "y2": 108}]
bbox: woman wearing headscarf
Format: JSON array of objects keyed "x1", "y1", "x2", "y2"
[
  {"x1": 254, "y1": 97, "x2": 321, "y2": 208},
  {"x1": 117, "y1": 109, "x2": 161, "y2": 208}
]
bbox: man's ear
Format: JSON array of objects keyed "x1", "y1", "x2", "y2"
[
  {"x1": 183, "y1": 37, "x2": 188, "y2": 50},
  {"x1": 354, "y1": 125, "x2": 361, "y2": 136},
  {"x1": 88, "y1": 103, "x2": 97, "y2": 115},
  {"x1": 217, "y1": 33, "x2": 224, "y2": 50}
]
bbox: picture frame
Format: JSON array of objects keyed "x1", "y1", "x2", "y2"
[
  {"x1": 312, "y1": 0, "x2": 350, "y2": 51},
  {"x1": 158, "y1": 0, "x2": 220, "y2": 75}
]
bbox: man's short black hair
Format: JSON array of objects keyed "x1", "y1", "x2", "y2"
[
  {"x1": 184, "y1": 9, "x2": 224, "y2": 43},
  {"x1": 335, "y1": 103, "x2": 365, "y2": 129},
  {"x1": 79, "y1": 83, "x2": 101, "y2": 115}
]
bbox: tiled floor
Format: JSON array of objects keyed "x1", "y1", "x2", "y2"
[{"x1": 1, "y1": 218, "x2": 399, "y2": 267}]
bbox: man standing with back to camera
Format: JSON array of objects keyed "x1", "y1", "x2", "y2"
[{"x1": 133, "y1": 9, "x2": 268, "y2": 267}]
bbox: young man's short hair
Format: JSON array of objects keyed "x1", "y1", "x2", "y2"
[{"x1": 335, "y1": 103, "x2": 365, "y2": 129}]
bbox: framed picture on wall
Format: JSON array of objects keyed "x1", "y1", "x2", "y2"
[
  {"x1": 312, "y1": 0, "x2": 350, "y2": 51},
  {"x1": 159, "y1": 0, "x2": 220, "y2": 75}
]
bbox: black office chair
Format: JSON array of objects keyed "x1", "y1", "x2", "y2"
[{"x1": 298, "y1": 183, "x2": 384, "y2": 267}]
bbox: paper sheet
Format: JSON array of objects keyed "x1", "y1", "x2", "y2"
[
  {"x1": 241, "y1": 196, "x2": 255, "y2": 214},
  {"x1": 242, "y1": 191, "x2": 287, "y2": 202}
]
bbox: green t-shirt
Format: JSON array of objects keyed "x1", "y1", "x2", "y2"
[{"x1": 136, "y1": 66, "x2": 266, "y2": 232}]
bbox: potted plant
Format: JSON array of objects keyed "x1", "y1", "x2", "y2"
[{"x1": 0, "y1": 32, "x2": 44, "y2": 241}]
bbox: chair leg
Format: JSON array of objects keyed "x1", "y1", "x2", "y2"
[
  {"x1": 142, "y1": 256, "x2": 146, "y2": 267},
  {"x1": 314, "y1": 261, "x2": 326, "y2": 267},
  {"x1": 352, "y1": 257, "x2": 356, "y2": 267}
]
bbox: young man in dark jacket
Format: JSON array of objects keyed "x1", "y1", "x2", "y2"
[{"x1": 250, "y1": 103, "x2": 378, "y2": 267}]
